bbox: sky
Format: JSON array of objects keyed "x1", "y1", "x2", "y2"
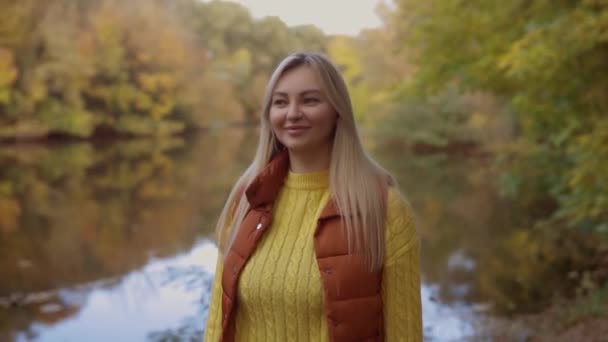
[{"x1": 227, "y1": 0, "x2": 385, "y2": 36}]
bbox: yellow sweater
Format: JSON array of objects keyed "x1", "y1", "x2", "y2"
[{"x1": 204, "y1": 170, "x2": 421, "y2": 341}]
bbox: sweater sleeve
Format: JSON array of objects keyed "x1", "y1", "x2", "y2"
[
  {"x1": 382, "y1": 188, "x2": 422, "y2": 342},
  {"x1": 203, "y1": 252, "x2": 223, "y2": 342}
]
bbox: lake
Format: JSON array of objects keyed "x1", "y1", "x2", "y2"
[{"x1": 0, "y1": 127, "x2": 530, "y2": 341}]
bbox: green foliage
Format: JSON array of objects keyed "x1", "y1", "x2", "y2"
[
  {"x1": 328, "y1": 36, "x2": 371, "y2": 121},
  {"x1": 327, "y1": 30, "x2": 413, "y2": 126},
  {"x1": 387, "y1": 85, "x2": 484, "y2": 146},
  {"x1": 392, "y1": 0, "x2": 608, "y2": 233},
  {"x1": 476, "y1": 226, "x2": 602, "y2": 313},
  {"x1": 558, "y1": 118, "x2": 608, "y2": 227},
  {"x1": 567, "y1": 283, "x2": 608, "y2": 324}
]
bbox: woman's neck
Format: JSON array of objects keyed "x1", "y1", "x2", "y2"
[{"x1": 288, "y1": 146, "x2": 331, "y2": 173}]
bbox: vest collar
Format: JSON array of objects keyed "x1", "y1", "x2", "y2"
[
  {"x1": 244, "y1": 149, "x2": 340, "y2": 220},
  {"x1": 245, "y1": 149, "x2": 290, "y2": 209}
]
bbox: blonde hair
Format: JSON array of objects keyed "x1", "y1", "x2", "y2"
[{"x1": 215, "y1": 52, "x2": 398, "y2": 270}]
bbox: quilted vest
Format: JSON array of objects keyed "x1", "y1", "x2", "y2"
[{"x1": 219, "y1": 150, "x2": 385, "y2": 342}]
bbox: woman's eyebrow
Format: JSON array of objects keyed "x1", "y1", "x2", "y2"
[
  {"x1": 272, "y1": 89, "x2": 322, "y2": 97},
  {"x1": 300, "y1": 90, "x2": 322, "y2": 96}
]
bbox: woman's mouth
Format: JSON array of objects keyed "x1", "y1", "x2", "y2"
[{"x1": 285, "y1": 126, "x2": 310, "y2": 135}]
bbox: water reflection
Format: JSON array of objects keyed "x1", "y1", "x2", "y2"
[
  {"x1": 0, "y1": 128, "x2": 535, "y2": 341},
  {"x1": 0, "y1": 129, "x2": 252, "y2": 341},
  {"x1": 16, "y1": 242, "x2": 218, "y2": 342},
  {"x1": 5, "y1": 240, "x2": 488, "y2": 341}
]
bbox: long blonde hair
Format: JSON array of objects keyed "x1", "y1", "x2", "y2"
[{"x1": 215, "y1": 52, "x2": 398, "y2": 270}]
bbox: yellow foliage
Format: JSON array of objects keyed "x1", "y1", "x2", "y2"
[
  {"x1": 0, "y1": 119, "x2": 49, "y2": 139},
  {"x1": 0, "y1": 48, "x2": 18, "y2": 86},
  {"x1": 0, "y1": 0, "x2": 328, "y2": 137},
  {"x1": 0, "y1": 197, "x2": 21, "y2": 233}
]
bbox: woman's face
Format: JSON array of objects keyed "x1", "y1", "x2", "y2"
[{"x1": 269, "y1": 65, "x2": 338, "y2": 155}]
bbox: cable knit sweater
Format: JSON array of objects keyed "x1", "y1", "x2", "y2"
[{"x1": 204, "y1": 170, "x2": 421, "y2": 341}]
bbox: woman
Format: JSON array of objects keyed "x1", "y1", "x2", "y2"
[{"x1": 204, "y1": 52, "x2": 421, "y2": 342}]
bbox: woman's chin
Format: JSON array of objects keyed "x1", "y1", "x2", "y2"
[{"x1": 281, "y1": 139, "x2": 311, "y2": 152}]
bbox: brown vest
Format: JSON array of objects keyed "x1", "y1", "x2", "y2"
[{"x1": 220, "y1": 150, "x2": 385, "y2": 342}]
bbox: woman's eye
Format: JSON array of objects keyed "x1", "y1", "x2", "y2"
[
  {"x1": 273, "y1": 99, "x2": 287, "y2": 106},
  {"x1": 304, "y1": 97, "x2": 320, "y2": 104}
]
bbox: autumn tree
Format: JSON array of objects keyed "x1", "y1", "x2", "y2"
[{"x1": 390, "y1": 0, "x2": 608, "y2": 231}]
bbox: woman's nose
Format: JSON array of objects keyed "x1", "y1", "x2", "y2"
[{"x1": 286, "y1": 103, "x2": 303, "y2": 121}]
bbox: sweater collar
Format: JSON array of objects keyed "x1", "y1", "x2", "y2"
[
  {"x1": 285, "y1": 169, "x2": 329, "y2": 190},
  {"x1": 244, "y1": 149, "x2": 340, "y2": 220}
]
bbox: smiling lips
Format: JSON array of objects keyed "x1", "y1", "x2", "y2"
[{"x1": 284, "y1": 126, "x2": 310, "y2": 135}]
